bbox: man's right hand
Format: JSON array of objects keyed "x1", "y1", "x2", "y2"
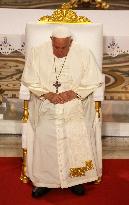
[
  {"x1": 41, "y1": 90, "x2": 78, "y2": 104},
  {"x1": 43, "y1": 92, "x2": 65, "y2": 104}
]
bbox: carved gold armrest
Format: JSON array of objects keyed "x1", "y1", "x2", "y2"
[
  {"x1": 95, "y1": 101, "x2": 101, "y2": 118},
  {"x1": 22, "y1": 100, "x2": 29, "y2": 122}
]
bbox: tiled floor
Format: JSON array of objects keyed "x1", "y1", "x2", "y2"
[
  {"x1": 0, "y1": 0, "x2": 129, "y2": 9},
  {"x1": 103, "y1": 146, "x2": 129, "y2": 159}
]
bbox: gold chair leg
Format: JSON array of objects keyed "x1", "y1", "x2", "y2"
[
  {"x1": 20, "y1": 148, "x2": 29, "y2": 183},
  {"x1": 95, "y1": 101, "x2": 101, "y2": 118},
  {"x1": 94, "y1": 177, "x2": 102, "y2": 184}
]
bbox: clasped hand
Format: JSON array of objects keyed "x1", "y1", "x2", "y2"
[{"x1": 42, "y1": 90, "x2": 77, "y2": 104}]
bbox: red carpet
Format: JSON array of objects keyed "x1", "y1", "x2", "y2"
[{"x1": 0, "y1": 158, "x2": 129, "y2": 205}]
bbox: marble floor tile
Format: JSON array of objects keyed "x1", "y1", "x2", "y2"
[{"x1": 103, "y1": 147, "x2": 129, "y2": 159}]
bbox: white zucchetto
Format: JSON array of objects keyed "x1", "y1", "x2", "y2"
[{"x1": 51, "y1": 26, "x2": 72, "y2": 38}]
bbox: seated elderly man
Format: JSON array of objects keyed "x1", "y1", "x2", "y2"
[{"x1": 21, "y1": 26, "x2": 103, "y2": 197}]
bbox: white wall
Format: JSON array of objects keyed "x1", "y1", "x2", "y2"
[{"x1": 0, "y1": 9, "x2": 129, "y2": 36}]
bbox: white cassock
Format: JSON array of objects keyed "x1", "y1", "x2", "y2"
[{"x1": 21, "y1": 41, "x2": 103, "y2": 188}]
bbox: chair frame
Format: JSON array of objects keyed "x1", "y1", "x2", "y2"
[{"x1": 20, "y1": 3, "x2": 103, "y2": 184}]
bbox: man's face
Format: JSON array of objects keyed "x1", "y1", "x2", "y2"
[{"x1": 51, "y1": 37, "x2": 72, "y2": 58}]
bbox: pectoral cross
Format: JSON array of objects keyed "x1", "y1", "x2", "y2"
[{"x1": 53, "y1": 81, "x2": 61, "y2": 93}]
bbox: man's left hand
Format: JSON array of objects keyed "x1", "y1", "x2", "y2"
[{"x1": 59, "y1": 90, "x2": 77, "y2": 103}]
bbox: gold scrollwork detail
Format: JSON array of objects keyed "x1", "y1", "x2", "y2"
[
  {"x1": 70, "y1": 160, "x2": 94, "y2": 177},
  {"x1": 69, "y1": 0, "x2": 109, "y2": 9},
  {"x1": 95, "y1": 0, "x2": 109, "y2": 9},
  {"x1": 95, "y1": 101, "x2": 101, "y2": 118},
  {"x1": 39, "y1": 3, "x2": 92, "y2": 24},
  {"x1": 22, "y1": 100, "x2": 29, "y2": 122}
]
